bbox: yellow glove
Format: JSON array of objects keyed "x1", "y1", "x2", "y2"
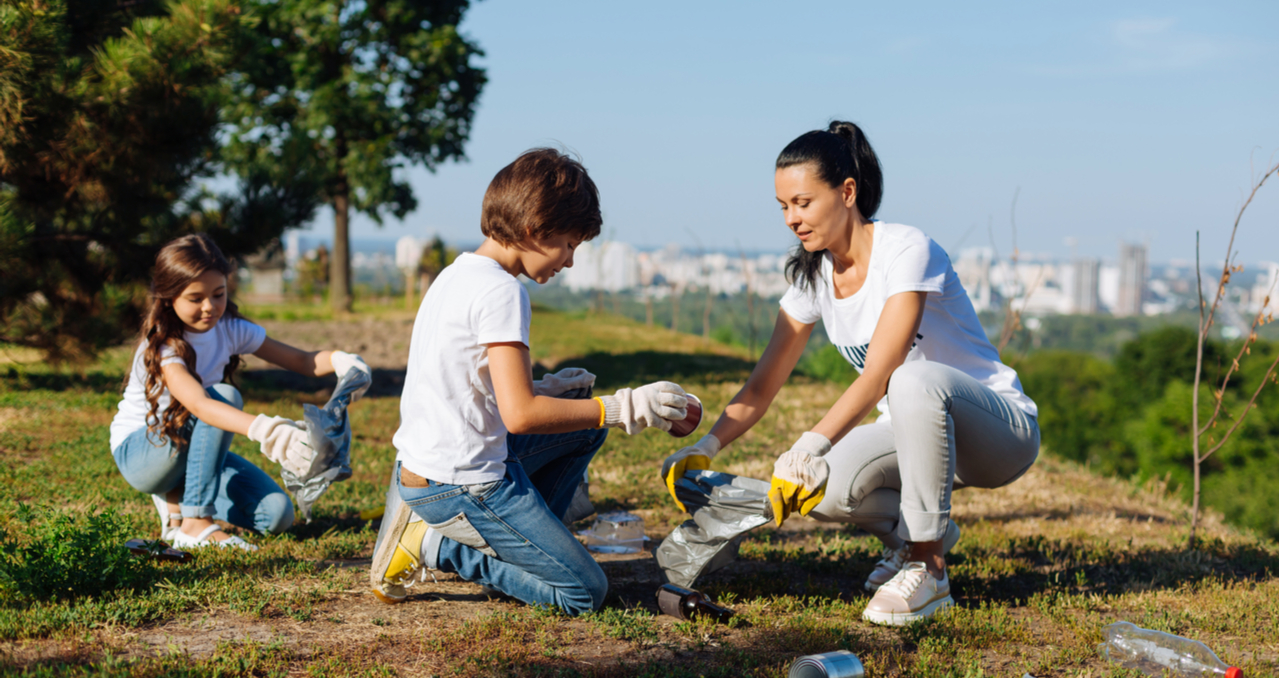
[
  {"x1": 768, "y1": 432, "x2": 832, "y2": 527},
  {"x1": 660, "y1": 434, "x2": 721, "y2": 512}
]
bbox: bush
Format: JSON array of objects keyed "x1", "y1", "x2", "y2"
[
  {"x1": 0, "y1": 505, "x2": 157, "y2": 602},
  {"x1": 798, "y1": 344, "x2": 857, "y2": 384}
]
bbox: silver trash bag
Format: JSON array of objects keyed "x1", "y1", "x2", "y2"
[
  {"x1": 655, "y1": 469, "x2": 772, "y2": 588},
  {"x1": 282, "y1": 366, "x2": 373, "y2": 522}
]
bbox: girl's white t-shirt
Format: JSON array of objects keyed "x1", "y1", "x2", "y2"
[
  {"x1": 393, "y1": 253, "x2": 532, "y2": 485},
  {"x1": 109, "y1": 317, "x2": 267, "y2": 451},
  {"x1": 779, "y1": 221, "x2": 1037, "y2": 423}
]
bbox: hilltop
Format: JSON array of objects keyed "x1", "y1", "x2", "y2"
[{"x1": 0, "y1": 306, "x2": 1274, "y2": 677}]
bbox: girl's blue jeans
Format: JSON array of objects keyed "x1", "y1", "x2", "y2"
[
  {"x1": 397, "y1": 427, "x2": 609, "y2": 616},
  {"x1": 111, "y1": 384, "x2": 294, "y2": 534}
]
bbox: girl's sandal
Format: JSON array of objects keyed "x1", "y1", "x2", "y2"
[{"x1": 172, "y1": 524, "x2": 259, "y2": 552}]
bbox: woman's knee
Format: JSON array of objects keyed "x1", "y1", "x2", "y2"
[
  {"x1": 886, "y1": 361, "x2": 946, "y2": 403},
  {"x1": 207, "y1": 383, "x2": 244, "y2": 411},
  {"x1": 257, "y1": 492, "x2": 295, "y2": 534}
]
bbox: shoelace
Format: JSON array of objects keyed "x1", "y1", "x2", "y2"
[
  {"x1": 874, "y1": 546, "x2": 910, "y2": 574},
  {"x1": 880, "y1": 562, "x2": 930, "y2": 599}
]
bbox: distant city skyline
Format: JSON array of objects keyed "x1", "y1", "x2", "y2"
[{"x1": 267, "y1": 1, "x2": 1278, "y2": 264}]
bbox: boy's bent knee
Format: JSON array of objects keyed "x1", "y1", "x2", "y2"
[
  {"x1": 258, "y1": 492, "x2": 294, "y2": 534},
  {"x1": 559, "y1": 566, "x2": 608, "y2": 616}
]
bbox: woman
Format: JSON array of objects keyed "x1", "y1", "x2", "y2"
[{"x1": 661, "y1": 121, "x2": 1039, "y2": 625}]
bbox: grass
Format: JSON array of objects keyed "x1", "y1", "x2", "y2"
[{"x1": 0, "y1": 305, "x2": 1275, "y2": 677}]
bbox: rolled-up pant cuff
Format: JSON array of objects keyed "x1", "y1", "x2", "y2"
[
  {"x1": 181, "y1": 504, "x2": 216, "y2": 519},
  {"x1": 898, "y1": 509, "x2": 949, "y2": 543}
]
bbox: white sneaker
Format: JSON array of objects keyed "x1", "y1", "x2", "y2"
[
  {"x1": 862, "y1": 561, "x2": 953, "y2": 626},
  {"x1": 864, "y1": 520, "x2": 961, "y2": 591},
  {"x1": 150, "y1": 494, "x2": 181, "y2": 542},
  {"x1": 171, "y1": 524, "x2": 258, "y2": 552}
]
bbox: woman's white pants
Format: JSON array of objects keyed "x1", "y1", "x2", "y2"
[{"x1": 808, "y1": 360, "x2": 1040, "y2": 548}]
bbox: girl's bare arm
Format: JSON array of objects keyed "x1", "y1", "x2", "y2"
[
  {"x1": 252, "y1": 337, "x2": 335, "y2": 377},
  {"x1": 162, "y1": 363, "x2": 258, "y2": 435}
]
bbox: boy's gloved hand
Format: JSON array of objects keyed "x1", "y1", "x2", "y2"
[
  {"x1": 248, "y1": 414, "x2": 316, "y2": 477},
  {"x1": 533, "y1": 367, "x2": 596, "y2": 397},
  {"x1": 600, "y1": 381, "x2": 688, "y2": 435},
  {"x1": 768, "y1": 432, "x2": 832, "y2": 526},
  {"x1": 330, "y1": 351, "x2": 371, "y2": 401},
  {"x1": 660, "y1": 434, "x2": 721, "y2": 512}
]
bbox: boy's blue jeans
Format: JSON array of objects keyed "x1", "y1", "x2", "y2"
[
  {"x1": 397, "y1": 428, "x2": 609, "y2": 616},
  {"x1": 111, "y1": 384, "x2": 294, "y2": 534}
]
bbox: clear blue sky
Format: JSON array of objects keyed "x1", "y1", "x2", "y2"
[{"x1": 299, "y1": 0, "x2": 1278, "y2": 264}]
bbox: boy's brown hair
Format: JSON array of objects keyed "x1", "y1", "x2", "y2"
[{"x1": 481, "y1": 148, "x2": 602, "y2": 245}]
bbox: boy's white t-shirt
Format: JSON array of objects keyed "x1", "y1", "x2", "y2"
[
  {"x1": 393, "y1": 253, "x2": 532, "y2": 485},
  {"x1": 109, "y1": 317, "x2": 266, "y2": 451},
  {"x1": 779, "y1": 221, "x2": 1037, "y2": 423}
]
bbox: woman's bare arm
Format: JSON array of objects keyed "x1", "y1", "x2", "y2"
[
  {"x1": 706, "y1": 310, "x2": 814, "y2": 448},
  {"x1": 810, "y1": 291, "x2": 926, "y2": 444}
]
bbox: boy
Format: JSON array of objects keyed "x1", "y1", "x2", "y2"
[{"x1": 370, "y1": 148, "x2": 689, "y2": 615}]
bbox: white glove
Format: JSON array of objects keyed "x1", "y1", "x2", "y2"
[
  {"x1": 330, "y1": 350, "x2": 371, "y2": 401},
  {"x1": 772, "y1": 431, "x2": 832, "y2": 492},
  {"x1": 599, "y1": 381, "x2": 688, "y2": 434},
  {"x1": 247, "y1": 414, "x2": 316, "y2": 477},
  {"x1": 533, "y1": 367, "x2": 596, "y2": 397}
]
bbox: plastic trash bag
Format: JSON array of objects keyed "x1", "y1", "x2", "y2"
[
  {"x1": 655, "y1": 469, "x2": 772, "y2": 588},
  {"x1": 282, "y1": 366, "x2": 373, "y2": 522}
]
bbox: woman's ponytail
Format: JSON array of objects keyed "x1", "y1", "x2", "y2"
[{"x1": 778, "y1": 120, "x2": 884, "y2": 291}]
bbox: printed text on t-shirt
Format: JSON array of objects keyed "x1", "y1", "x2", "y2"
[{"x1": 835, "y1": 334, "x2": 923, "y2": 372}]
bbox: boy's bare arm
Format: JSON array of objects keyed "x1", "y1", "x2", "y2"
[{"x1": 487, "y1": 342, "x2": 603, "y2": 435}]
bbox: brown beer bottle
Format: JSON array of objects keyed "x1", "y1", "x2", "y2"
[{"x1": 655, "y1": 583, "x2": 734, "y2": 623}]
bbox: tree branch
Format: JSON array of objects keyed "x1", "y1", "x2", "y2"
[{"x1": 1202, "y1": 356, "x2": 1279, "y2": 461}]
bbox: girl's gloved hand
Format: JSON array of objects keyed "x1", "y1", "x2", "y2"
[
  {"x1": 599, "y1": 381, "x2": 688, "y2": 435},
  {"x1": 660, "y1": 434, "x2": 721, "y2": 512},
  {"x1": 248, "y1": 414, "x2": 316, "y2": 477},
  {"x1": 768, "y1": 431, "x2": 832, "y2": 526},
  {"x1": 330, "y1": 351, "x2": 371, "y2": 401},
  {"x1": 533, "y1": 367, "x2": 596, "y2": 397}
]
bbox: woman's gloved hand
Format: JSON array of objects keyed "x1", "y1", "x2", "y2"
[
  {"x1": 330, "y1": 350, "x2": 371, "y2": 401},
  {"x1": 660, "y1": 434, "x2": 721, "y2": 512},
  {"x1": 768, "y1": 431, "x2": 832, "y2": 526},
  {"x1": 248, "y1": 414, "x2": 316, "y2": 476},
  {"x1": 533, "y1": 367, "x2": 596, "y2": 397},
  {"x1": 598, "y1": 381, "x2": 688, "y2": 434}
]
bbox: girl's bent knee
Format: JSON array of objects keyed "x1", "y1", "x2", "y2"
[
  {"x1": 258, "y1": 493, "x2": 294, "y2": 534},
  {"x1": 207, "y1": 383, "x2": 244, "y2": 411}
]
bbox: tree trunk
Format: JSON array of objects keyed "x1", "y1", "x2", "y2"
[
  {"x1": 331, "y1": 188, "x2": 352, "y2": 313},
  {"x1": 670, "y1": 285, "x2": 681, "y2": 332},
  {"x1": 331, "y1": 134, "x2": 352, "y2": 313},
  {"x1": 703, "y1": 286, "x2": 712, "y2": 340}
]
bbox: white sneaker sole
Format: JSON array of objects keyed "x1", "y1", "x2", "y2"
[
  {"x1": 862, "y1": 594, "x2": 953, "y2": 626},
  {"x1": 864, "y1": 520, "x2": 963, "y2": 592}
]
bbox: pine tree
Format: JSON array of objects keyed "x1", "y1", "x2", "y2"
[{"x1": 0, "y1": 0, "x2": 316, "y2": 359}]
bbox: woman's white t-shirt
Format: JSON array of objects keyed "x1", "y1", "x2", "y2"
[
  {"x1": 109, "y1": 317, "x2": 267, "y2": 451},
  {"x1": 779, "y1": 221, "x2": 1037, "y2": 423},
  {"x1": 393, "y1": 253, "x2": 532, "y2": 485}
]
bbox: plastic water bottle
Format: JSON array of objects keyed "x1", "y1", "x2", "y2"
[{"x1": 1097, "y1": 621, "x2": 1244, "y2": 677}]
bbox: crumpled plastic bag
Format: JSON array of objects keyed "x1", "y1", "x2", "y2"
[
  {"x1": 282, "y1": 366, "x2": 373, "y2": 522},
  {"x1": 654, "y1": 469, "x2": 771, "y2": 588}
]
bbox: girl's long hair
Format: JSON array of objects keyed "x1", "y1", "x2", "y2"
[
  {"x1": 125, "y1": 234, "x2": 246, "y2": 448},
  {"x1": 777, "y1": 120, "x2": 884, "y2": 292}
]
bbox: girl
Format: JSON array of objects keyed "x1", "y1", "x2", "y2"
[
  {"x1": 661, "y1": 122, "x2": 1039, "y2": 625},
  {"x1": 110, "y1": 234, "x2": 367, "y2": 551}
]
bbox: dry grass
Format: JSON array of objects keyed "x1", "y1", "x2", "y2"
[{"x1": 0, "y1": 308, "x2": 1274, "y2": 677}]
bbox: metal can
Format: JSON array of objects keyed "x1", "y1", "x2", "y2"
[{"x1": 788, "y1": 650, "x2": 865, "y2": 678}]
